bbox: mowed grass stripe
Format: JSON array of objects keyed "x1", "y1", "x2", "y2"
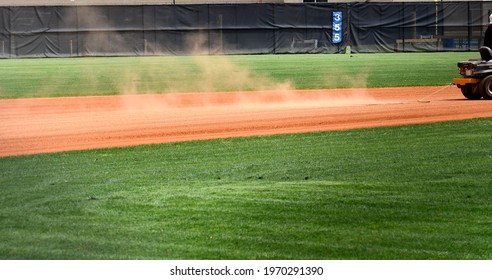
[
  {"x1": 1, "y1": 118, "x2": 491, "y2": 259},
  {"x1": 0, "y1": 52, "x2": 474, "y2": 99}
]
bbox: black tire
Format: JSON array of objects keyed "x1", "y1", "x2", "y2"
[
  {"x1": 460, "y1": 84, "x2": 482, "y2": 100},
  {"x1": 479, "y1": 76, "x2": 492, "y2": 100}
]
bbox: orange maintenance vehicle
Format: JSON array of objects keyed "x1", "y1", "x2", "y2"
[{"x1": 453, "y1": 46, "x2": 492, "y2": 100}]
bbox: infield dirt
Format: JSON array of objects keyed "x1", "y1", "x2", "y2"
[{"x1": 1, "y1": 86, "x2": 492, "y2": 157}]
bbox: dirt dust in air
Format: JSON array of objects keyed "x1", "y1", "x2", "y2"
[
  {"x1": 117, "y1": 34, "x2": 383, "y2": 112},
  {"x1": 34, "y1": 7, "x2": 385, "y2": 112}
]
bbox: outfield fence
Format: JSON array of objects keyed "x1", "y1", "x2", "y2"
[{"x1": 0, "y1": 1, "x2": 490, "y2": 58}]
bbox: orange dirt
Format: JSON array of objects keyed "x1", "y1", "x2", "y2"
[{"x1": 1, "y1": 86, "x2": 492, "y2": 157}]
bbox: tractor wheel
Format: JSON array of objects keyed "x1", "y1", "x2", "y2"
[
  {"x1": 460, "y1": 84, "x2": 481, "y2": 100},
  {"x1": 479, "y1": 76, "x2": 492, "y2": 100}
]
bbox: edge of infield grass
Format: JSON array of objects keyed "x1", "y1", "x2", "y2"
[{"x1": 1, "y1": 118, "x2": 491, "y2": 259}]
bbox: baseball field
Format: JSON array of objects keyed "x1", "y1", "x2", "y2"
[{"x1": 0, "y1": 52, "x2": 491, "y2": 259}]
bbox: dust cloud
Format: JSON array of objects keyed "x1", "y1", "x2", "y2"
[
  {"x1": 116, "y1": 61, "x2": 380, "y2": 112},
  {"x1": 35, "y1": 8, "x2": 381, "y2": 112},
  {"x1": 116, "y1": 33, "x2": 379, "y2": 111}
]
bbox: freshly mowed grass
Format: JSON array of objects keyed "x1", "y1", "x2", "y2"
[
  {"x1": 1, "y1": 118, "x2": 491, "y2": 259},
  {"x1": 1, "y1": 52, "x2": 490, "y2": 260},
  {"x1": 0, "y1": 52, "x2": 474, "y2": 99}
]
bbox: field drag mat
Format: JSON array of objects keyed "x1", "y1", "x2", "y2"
[{"x1": 1, "y1": 86, "x2": 492, "y2": 157}]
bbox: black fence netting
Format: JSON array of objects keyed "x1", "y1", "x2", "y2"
[{"x1": 0, "y1": 1, "x2": 490, "y2": 58}]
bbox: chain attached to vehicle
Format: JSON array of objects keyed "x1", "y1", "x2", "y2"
[{"x1": 417, "y1": 84, "x2": 453, "y2": 103}]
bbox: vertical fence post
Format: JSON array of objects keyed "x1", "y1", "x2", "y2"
[
  {"x1": 346, "y1": 3, "x2": 351, "y2": 54},
  {"x1": 273, "y1": 4, "x2": 276, "y2": 54}
]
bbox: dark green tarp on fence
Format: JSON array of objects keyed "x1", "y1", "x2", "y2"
[{"x1": 0, "y1": 1, "x2": 489, "y2": 58}]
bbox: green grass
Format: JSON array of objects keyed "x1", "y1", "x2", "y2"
[
  {"x1": 1, "y1": 52, "x2": 491, "y2": 259},
  {"x1": 0, "y1": 52, "x2": 474, "y2": 99},
  {"x1": 1, "y1": 119, "x2": 491, "y2": 259}
]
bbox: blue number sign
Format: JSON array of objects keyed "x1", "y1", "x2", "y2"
[{"x1": 332, "y1": 11, "x2": 342, "y2": 44}]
